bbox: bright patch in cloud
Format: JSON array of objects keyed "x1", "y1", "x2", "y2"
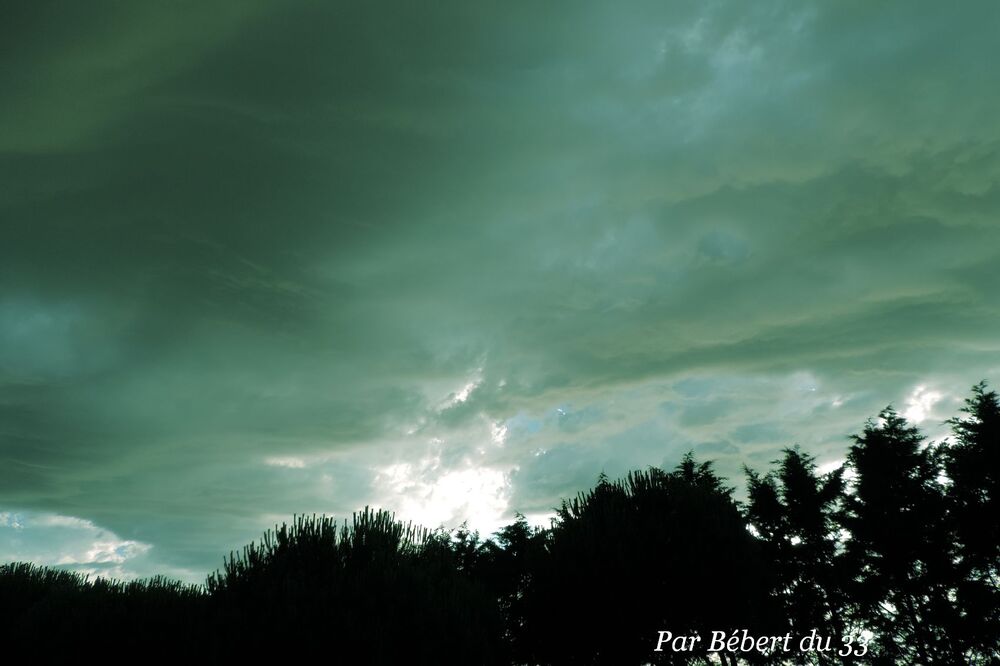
[
  {"x1": 438, "y1": 367, "x2": 485, "y2": 410},
  {"x1": 490, "y1": 421, "x2": 509, "y2": 445},
  {"x1": 373, "y1": 456, "x2": 511, "y2": 534},
  {"x1": 904, "y1": 386, "x2": 944, "y2": 424}
]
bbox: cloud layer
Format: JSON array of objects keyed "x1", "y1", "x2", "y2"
[{"x1": 2, "y1": 0, "x2": 999, "y2": 580}]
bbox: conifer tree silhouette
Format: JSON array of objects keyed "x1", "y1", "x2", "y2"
[
  {"x1": 745, "y1": 446, "x2": 846, "y2": 663},
  {"x1": 521, "y1": 459, "x2": 780, "y2": 665},
  {"x1": 942, "y1": 382, "x2": 1000, "y2": 661},
  {"x1": 838, "y1": 408, "x2": 962, "y2": 664}
]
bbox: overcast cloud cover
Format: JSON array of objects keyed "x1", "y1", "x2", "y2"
[{"x1": 2, "y1": 0, "x2": 999, "y2": 581}]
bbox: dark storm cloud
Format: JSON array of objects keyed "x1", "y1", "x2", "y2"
[{"x1": 2, "y1": 0, "x2": 999, "y2": 578}]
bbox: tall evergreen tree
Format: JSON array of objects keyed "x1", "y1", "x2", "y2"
[
  {"x1": 943, "y1": 382, "x2": 1000, "y2": 660},
  {"x1": 839, "y1": 408, "x2": 962, "y2": 664},
  {"x1": 522, "y1": 459, "x2": 781, "y2": 665},
  {"x1": 745, "y1": 447, "x2": 846, "y2": 663}
]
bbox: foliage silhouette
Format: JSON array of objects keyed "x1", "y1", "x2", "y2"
[
  {"x1": 204, "y1": 508, "x2": 504, "y2": 662},
  {"x1": 450, "y1": 514, "x2": 550, "y2": 665},
  {"x1": 942, "y1": 382, "x2": 1000, "y2": 661},
  {"x1": 0, "y1": 561, "x2": 206, "y2": 657},
  {"x1": 519, "y1": 461, "x2": 782, "y2": 665},
  {"x1": 838, "y1": 407, "x2": 965, "y2": 663},
  {"x1": 2, "y1": 382, "x2": 999, "y2": 664},
  {"x1": 745, "y1": 447, "x2": 847, "y2": 663}
]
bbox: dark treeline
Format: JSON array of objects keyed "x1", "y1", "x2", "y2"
[{"x1": 1, "y1": 382, "x2": 997, "y2": 664}]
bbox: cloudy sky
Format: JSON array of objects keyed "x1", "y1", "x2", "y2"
[{"x1": 2, "y1": 0, "x2": 999, "y2": 582}]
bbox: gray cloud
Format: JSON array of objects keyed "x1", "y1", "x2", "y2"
[{"x1": 2, "y1": 0, "x2": 999, "y2": 579}]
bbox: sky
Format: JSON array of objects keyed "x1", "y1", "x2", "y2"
[{"x1": 2, "y1": 0, "x2": 999, "y2": 583}]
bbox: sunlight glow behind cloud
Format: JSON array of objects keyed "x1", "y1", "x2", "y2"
[
  {"x1": 903, "y1": 386, "x2": 944, "y2": 425},
  {"x1": 374, "y1": 457, "x2": 512, "y2": 534}
]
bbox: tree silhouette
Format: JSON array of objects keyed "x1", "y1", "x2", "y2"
[
  {"x1": 838, "y1": 408, "x2": 962, "y2": 663},
  {"x1": 745, "y1": 447, "x2": 846, "y2": 663},
  {"x1": 521, "y1": 460, "x2": 781, "y2": 665},
  {"x1": 205, "y1": 508, "x2": 504, "y2": 662},
  {"x1": 4, "y1": 386, "x2": 1000, "y2": 663},
  {"x1": 454, "y1": 514, "x2": 550, "y2": 665},
  {"x1": 942, "y1": 382, "x2": 1000, "y2": 661},
  {"x1": 0, "y1": 561, "x2": 206, "y2": 659}
]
